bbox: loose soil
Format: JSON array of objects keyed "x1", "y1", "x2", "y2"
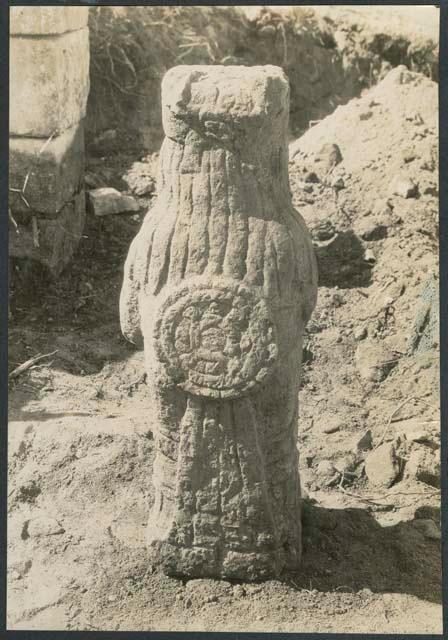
[{"x1": 8, "y1": 17, "x2": 441, "y2": 634}]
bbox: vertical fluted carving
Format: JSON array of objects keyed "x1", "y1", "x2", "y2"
[{"x1": 120, "y1": 65, "x2": 318, "y2": 580}]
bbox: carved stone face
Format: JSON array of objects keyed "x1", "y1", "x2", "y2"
[
  {"x1": 161, "y1": 65, "x2": 289, "y2": 154},
  {"x1": 153, "y1": 280, "x2": 279, "y2": 399}
]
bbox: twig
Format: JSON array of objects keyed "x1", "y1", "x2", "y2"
[
  {"x1": 38, "y1": 132, "x2": 55, "y2": 155},
  {"x1": 338, "y1": 485, "x2": 393, "y2": 507},
  {"x1": 9, "y1": 350, "x2": 58, "y2": 380},
  {"x1": 9, "y1": 208, "x2": 19, "y2": 234},
  {"x1": 32, "y1": 216, "x2": 39, "y2": 248},
  {"x1": 338, "y1": 485, "x2": 439, "y2": 507},
  {"x1": 375, "y1": 396, "x2": 414, "y2": 449},
  {"x1": 365, "y1": 489, "x2": 439, "y2": 500}
]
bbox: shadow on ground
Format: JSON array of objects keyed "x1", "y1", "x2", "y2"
[{"x1": 283, "y1": 502, "x2": 442, "y2": 604}]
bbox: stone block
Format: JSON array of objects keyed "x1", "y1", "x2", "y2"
[
  {"x1": 87, "y1": 188, "x2": 140, "y2": 216},
  {"x1": 10, "y1": 28, "x2": 90, "y2": 137},
  {"x1": 9, "y1": 122, "x2": 85, "y2": 217},
  {"x1": 9, "y1": 190, "x2": 86, "y2": 276},
  {"x1": 10, "y1": 7, "x2": 89, "y2": 35}
]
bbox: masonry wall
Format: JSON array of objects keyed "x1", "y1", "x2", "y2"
[{"x1": 9, "y1": 7, "x2": 90, "y2": 275}]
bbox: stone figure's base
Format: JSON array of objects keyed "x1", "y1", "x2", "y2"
[{"x1": 148, "y1": 537, "x2": 302, "y2": 581}]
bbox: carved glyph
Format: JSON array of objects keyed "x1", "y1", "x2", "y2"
[{"x1": 154, "y1": 280, "x2": 278, "y2": 398}]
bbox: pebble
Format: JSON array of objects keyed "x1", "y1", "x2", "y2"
[
  {"x1": 233, "y1": 585, "x2": 246, "y2": 598},
  {"x1": 321, "y1": 417, "x2": 342, "y2": 434},
  {"x1": 354, "y1": 326, "x2": 367, "y2": 341},
  {"x1": 402, "y1": 147, "x2": 417, "y2": 163},
  {"x1": 304, "y1": 171, "x2": 320, "y2": 183}
]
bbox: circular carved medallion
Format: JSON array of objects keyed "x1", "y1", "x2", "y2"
[{"x1": 154, "y1": 282, "x2": 278, "y2": 398}]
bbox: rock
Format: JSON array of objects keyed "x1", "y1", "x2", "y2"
[
  {"x1": 334, "y1": 453, "x2": 358, "y2": 476},
  {"x1": 354, "y1": 326, "x2": 367, "y2": 341},
  {"x1": 84, "y1": 171, "x2": 104, "y2": 190},
  {"x1": 405, "y1": 446, "x2": 440, "y2": 488},
  {"x1": 9, "y1": 122, "x2": 85, "y2": 217},
  {"x1": 321, "y1": 416, "x2": 342, "y2": 434},
  {"x1": 331, "y1": 175, "x2": 345, "y2": 191},
  {"x1": 389, "y1": 175, "x2": 419, "y2": 199},
  {"x1": 364, "y1": 248, "x2": 376, "y2": 263},
  {"x1": 354, "y1": 430, "x2": 373, "y2": 452},
  {"x1": 364, "y1": 443, "x2": 400, "y2": 488},
  {"x1": 122, "y1": 162, "x2": 156, "y2": 196},
  {"x1": 402, "y1": 147, "x2": 417, "y2": 163},
  {"x1": 355, "y1": 217, "x2": 388, "y2": 241},
  {"x1": 397, "y1": 419, "x2": 434, "y2": 444},
  {"x1": 10, "y1": 28, "x2": 90, "y2": 137},
  {"x1": 331, "y1": 292, "x2": 345, "y2": 307},
  {"x1": 315, "y1": 460, "x2": 339, "y2": 487},
  {"x1": 414, "y1": 505, "x2": 440, "y2": 522},
  {"x1": 304, "y1": 171, "x2": 319, "y2": 183},
  {"x1": 422, "y1": 183, "x2": 438, "y2": 197},
  {"x1": 359, "y1": 110, "x2": 373, "y2": 121},
  {"x1": 88, "y1": 188, "x2": 140, "y2": 217},
  {"x1": 9, "y1": 189, "x2": 86, "y2": 276},
  {"x1": 310, "y1": 219, "x2": 336, "y2": 242},
  {"x1": 412, "y1": 519, "x2": 441, "y2": 541},
  {"x1": 355, "y1": 341, "x2": 396, "y2": 383},
  {"x1": 27, "y1": 516, "x2": 65, "y2": 537},
  {"x1": 233, "y1": 585, "x2": 246, "y2": 598},
  {"x1": 315, "y1": 143, "x2": 342, "y2": 172},
  {"x1": 10, "y1": 6, "x2": 89, "y2": 35}
]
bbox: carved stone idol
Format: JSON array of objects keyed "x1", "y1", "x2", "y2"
[{"x1": 120, "y1": 65, "x2": 318, "y2": 580}]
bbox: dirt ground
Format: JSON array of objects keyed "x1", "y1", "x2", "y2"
[{"x1": 8, "y1": 10, "x2": 441, "y2": 635}]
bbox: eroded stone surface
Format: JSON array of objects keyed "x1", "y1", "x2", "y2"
[
  {"x1": 9, "y1": 122, "x2": 85, "y2": 217},
  {"x1": 10, "y1": 28, "x2": 90, "y2": 137},
  {"x1": 10, "y1": 7, "x2": 89, "y2": 35},
  {"x1": 120, "y1": 65, "x2": 318, "y2": 580},
  {"x1": 9, "y1": 190, "x2": 86, "y2": 276}
]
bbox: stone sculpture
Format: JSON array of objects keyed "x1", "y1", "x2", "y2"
[{"x1": 120, "y1": 65, "x2": 318, "y2": 580}]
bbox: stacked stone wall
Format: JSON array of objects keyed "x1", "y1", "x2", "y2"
[{"x1": 9, "y1": 7, "x2": 90, "y2": 275}]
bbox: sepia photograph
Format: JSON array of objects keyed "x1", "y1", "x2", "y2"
[{"x1": 7, "y1": 3, "x2": 442, "y2": 634}]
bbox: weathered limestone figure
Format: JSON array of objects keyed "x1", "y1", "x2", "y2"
[{"x1": 120, "y1": 65, "x2": 318, "y2": 580}]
